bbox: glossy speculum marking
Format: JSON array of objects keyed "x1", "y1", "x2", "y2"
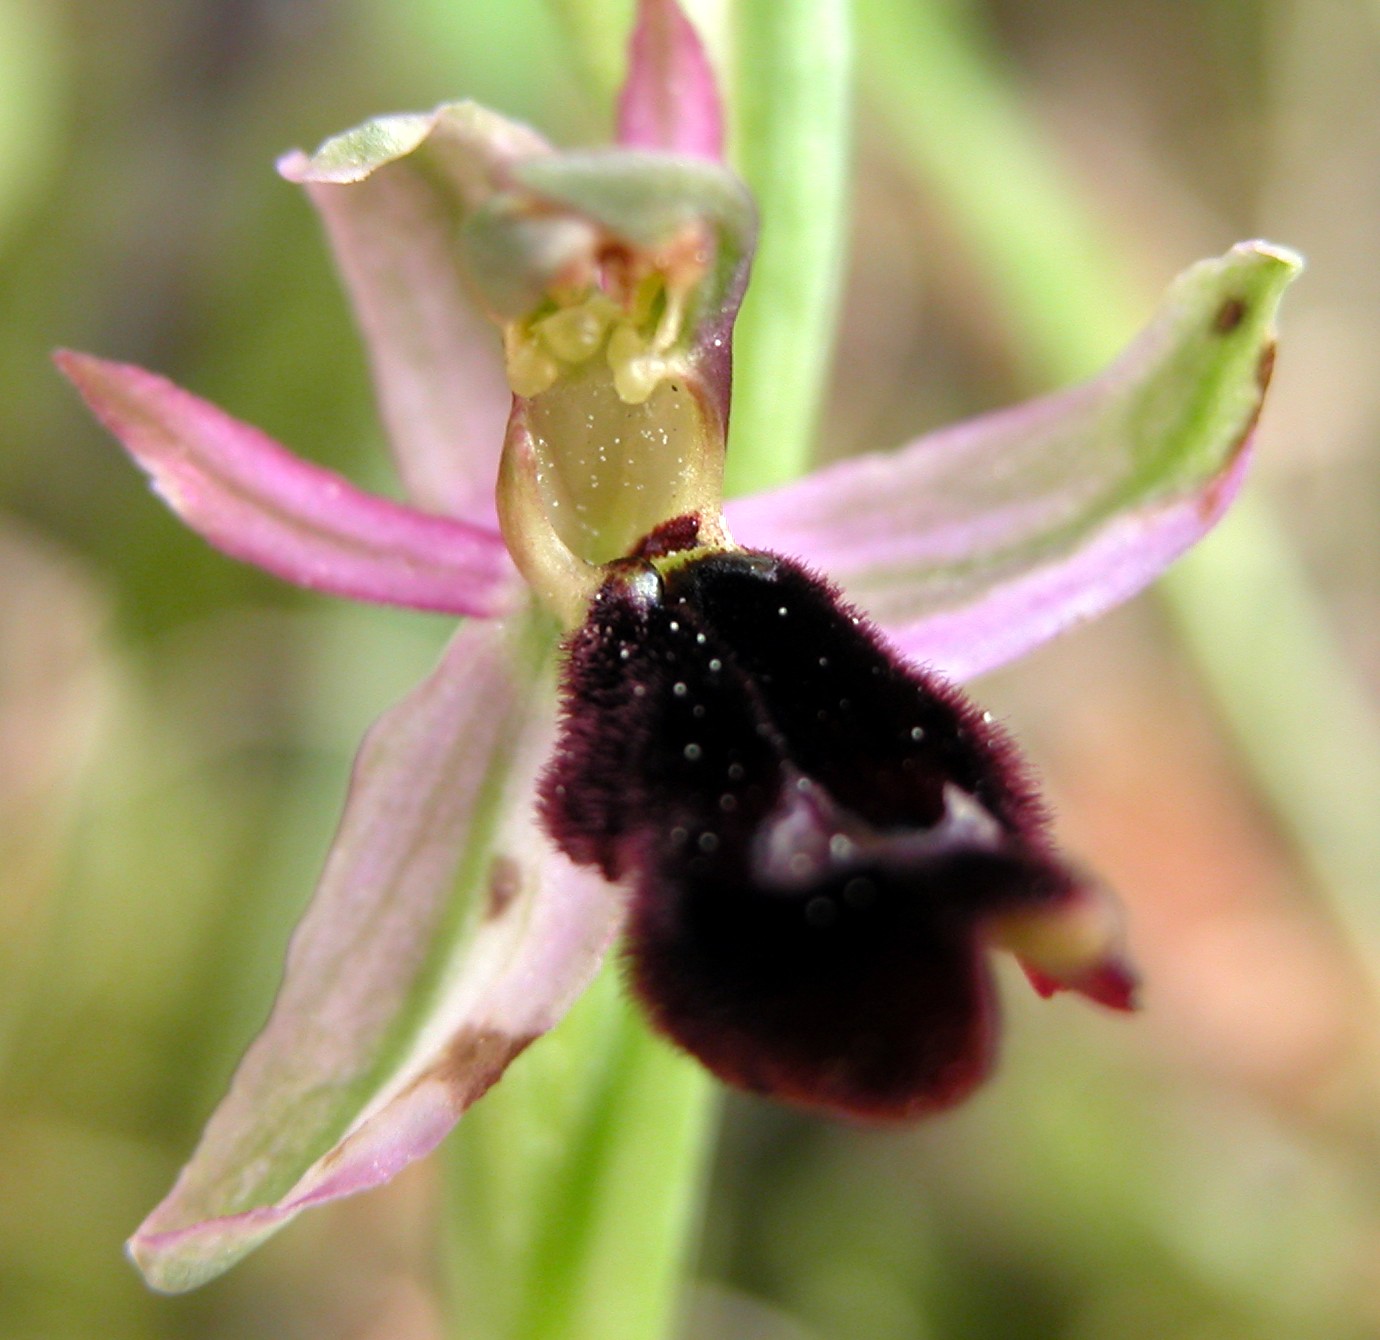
[{"x1": 542, "y1": 549, "x2": 1098, "y2": 1120}]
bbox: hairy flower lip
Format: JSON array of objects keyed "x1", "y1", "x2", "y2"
[
  {"x1": 542, "y1": 548, "x2": 1137, "y2": 1119},
  {"x1": 747, "y1": 777, "x2": 1004, "y2": 891}
]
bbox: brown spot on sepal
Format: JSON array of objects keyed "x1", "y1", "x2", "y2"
[
  {"x1": 1195, "y1": 340, "x2": 1278, "y2": 523},
  {"x1": 1214, "y1": 296, "x2": 1247, "y2": 333},
  {"x1": 485, "y1": 853, "x2": 524, "y2": 920},
  {"x1": 418, "y1": 1027, "x2": 539, "y2": 1106},
  {"x1": 312, "y1": 1028, "x2": 537, "y2": 1176}
]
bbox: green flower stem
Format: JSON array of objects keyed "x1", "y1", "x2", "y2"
[
  {"x1": 445, "y1": 965, "x2": 719, "y2": 1340},
  {"x1": 860, "y1": 0, "x2": 1380, "y2": 962},
  {"x1": 444, "y1": 6, "x2": 858, "y2": 1336},
  {"x1": 534, "y1": 989, "x2": 717, "y2": 1340},
  {"x1": 724, "y1": 0, "x2": 853, "y2": 496}
]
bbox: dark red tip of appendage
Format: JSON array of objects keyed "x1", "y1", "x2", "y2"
[
  {"x1": 1079, "y1": 961, "x2": 1140, "y2": 1012},
  {"x1": 1021, "y1": 960, "x2": 1139, "y2": 1012},
  {"x1": 541, "y1": 549, "x2": 1107, "y2": 1120},
  {"x1": 1023, "y1": 966, "x2": 1062, "y2": 1000}
]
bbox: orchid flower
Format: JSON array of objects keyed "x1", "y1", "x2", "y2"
[{"x1": 57, "y1": 0, "x2": 1297, "y2": 1296}]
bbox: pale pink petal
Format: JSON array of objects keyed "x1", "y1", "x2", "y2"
[
  {"x1": 617, "y1": 0, "x2": 725, "y2": 161},
  {"x1": 279, "y1": 103, "x2": 551, "y2": 522},
  {"x1": 727, "y1": 242, "x2": 1301, "y2": 681},
  {"x1": 57, "y1": 351, "x2": 519, "y2": 617},
  {"x1": 128, "y1": 614, "x2": 625, "y2": 1292},
  {"x1": 879, "y1": 448, "x2": 1250, "y2": 682}
]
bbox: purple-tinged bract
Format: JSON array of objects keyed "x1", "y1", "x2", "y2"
[{"x1": 543, "y1": 550, "x2": 1125, "y2": 1120}]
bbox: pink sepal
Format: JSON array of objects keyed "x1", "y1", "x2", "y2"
[
  {"x1": 57, "y1": 351, "x2": 520, "y2": 617},
  {"x1": 617, "y1": 0, "x2": 725, "y2": 161}
]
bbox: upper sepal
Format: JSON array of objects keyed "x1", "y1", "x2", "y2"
[
  {"x1": 282, "y1": 82, "x2": 756, "y2": 629},
  {"x1": 618, "y1": 0, "x2": 726, "y2": 161},
  {"x1": 278, "y1": 103, "x2": 552, "y2": 522},
  {"x1": 282, "y1": 95, "x2": 753, "y2": 395}
]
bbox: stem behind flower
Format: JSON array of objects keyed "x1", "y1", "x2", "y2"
[
  {"x1": 444, "y1": 966, "x2": 718, "y2": 1340},
  {"x1": 444, "y1": 6, "x2": 860, "y2": 1336},
  {"x1": 724, "y1": 0, "x2": 853, "y2": 496}
]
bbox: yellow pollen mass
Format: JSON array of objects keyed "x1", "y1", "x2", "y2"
[{"x1": 501, "y1": 224, "x2": 705, "y2": 408}]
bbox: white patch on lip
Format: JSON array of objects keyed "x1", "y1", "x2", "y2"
[
  {"x1": 751, "y1": 775, "x2": 1006, "y2": 894},
  {"x1": 935, "y1": 783, "x2": 1002, "y2": 848}
]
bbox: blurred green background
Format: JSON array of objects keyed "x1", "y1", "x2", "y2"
[{"x1": 5, "y1": 0, "x2": 1380, "y2": 1336}]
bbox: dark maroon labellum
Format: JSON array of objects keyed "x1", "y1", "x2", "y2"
[{"x1": 541, "y1": 550, "x2": 1101, "y2": 1120}]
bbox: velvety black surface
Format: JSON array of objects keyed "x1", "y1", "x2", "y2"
[{"x1": 541, "y1": 550, "x2": 1078, "y2": 1119}]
